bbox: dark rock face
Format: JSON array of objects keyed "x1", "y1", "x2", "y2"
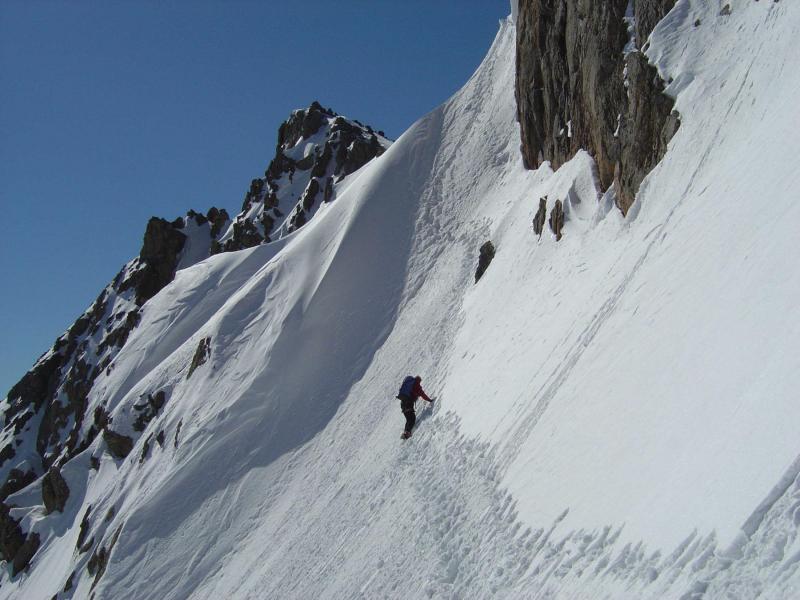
[
  {"x1": 76, "y1": 506, "x2": 92, "y2": 551},
  {"x1": 635, "y1": 0, "x2": 676, "y2": 44},
  {"x1": 532, "y1": 197, "x2": 547, "y2": 236},
  {"x1": 63, "y1": 570, "x2": 75, "y2": 592},
  {"x1": 475, "y1": 241, "x2": 497, "y2": 283},
  {"x1": 5, "y1": 353, "x2": 62, "y2": 423},
  {"x1": 103, "y1": 429, "x2": 133, "y2": 460},
  {"x1": 0, "y1": 501, "x2": 39, "y2": 575},
  {"x1": 0, "y1": 469, "x2": 36, "y2": 501},
  {"x1": 0, "y1": 443, "x2": 15, "y2": 467},
  {"x1": 228, "y1": 220, "x2": 264, "y2": 251},
  {"x1": 87, "y1": 526, "x2": 122, "y2": 589},
  {"x1": 139, "y1": 435, "x2": 153, "y2": 464},
  {"x1": 130, "y1": 217, "x2": 187, "y2": 306},
  {"x1": 174, "y1": 420, "x2": 183, "y2": 449},
  {"x1": 549, "y1": 200, "x2": 565, "y2": 241},
  {"x1": 207, "y1": 207, "x2": 230, "y2": 238},
  {"x1": 277, "y1": 101, "x2": 327, "y2": 151},
  {"x1": 133, "y1": 391, "x2": 167, "y2": 432},
  {"x1": 12, "y1": 531, "x2": 39, "y2": 576},
  {"x1": 227, "y1": 102, "x2": 390, "y2": 244},
  {"x1": 42, "y1": 467, "x2": 70, "y2": 514},
  {"x1": 515, "y1": 0, "x2": 678, "y2": 215},
  {"x1": 1, "y1": 198, "x2": 229, "y2": 497},
  {"x1": 301, "y1": 178, "x2": 321, "y2": 212},
  {"x1": 616, "y1": 46, "x2": 680, "y2": 212},
  {"x1": 0, "y1": 502, "x2": 26, "y2": 563},
  {"x1": 97, "y1": 309, "x2": 141, "y2": 354},
  {"x1": 187, "y1": 337, "x2": 212, "y2": 379},
  {"x1": 289, "y1": 207, "x2": 307, "y2": 231}
]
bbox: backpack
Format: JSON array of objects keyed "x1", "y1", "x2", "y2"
[{"x1": 397, "y1": 375, "x2": 415, "y2": 399}]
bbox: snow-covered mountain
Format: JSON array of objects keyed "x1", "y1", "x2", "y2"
[
  {"x1": 3, "y1": 1, "x2": 800, "y2": 598},
  {"x1": 0, "y1": 104, "x2": 388, "y2": 520}
]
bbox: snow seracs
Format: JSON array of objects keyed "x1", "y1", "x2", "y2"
[{"x1": 215, "y1": 101, "x2": 392, "y2": 252}]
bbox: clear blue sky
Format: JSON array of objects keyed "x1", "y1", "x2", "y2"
[{"x1": 0, "y1": 1, "x2": 509, "y2": 396}]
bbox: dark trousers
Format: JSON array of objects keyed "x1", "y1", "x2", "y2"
[
  {"x1": 399, "y1": 395, "x2": 416, "y2": 433},
  {"x1": 403, "y1": 409, "x2": 416, "y2": 433}
]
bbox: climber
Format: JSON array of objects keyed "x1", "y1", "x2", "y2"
[{"x1": 396, "y1": 375, "x2": 433, "y2": 439}]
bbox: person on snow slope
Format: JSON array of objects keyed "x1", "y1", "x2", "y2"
[{"x1": 396, "y1": 375, "x2": 433, "y2": 439}]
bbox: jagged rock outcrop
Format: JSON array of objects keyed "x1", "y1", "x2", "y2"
[
  {"x1": 103, "y1": 429, "x2": 133, "y2": 460},
  {"x1": 0, "y1": 502, "x2": 26, "y2": 565},
  {"x1": 532, "y1": 196, "x2": 547, "y2": 236},
  {"x1": 549, "y1": 200, "x2": 565, "y2": 241},
  {"x1": 120, "y1": 207, "x2": 230, "y2": 306},
  {"x1": 139, "y1": 435, "x2": 153, "y2": 464},
  {"x1": 0, "y1": 469, "x2": 36, "y2": 501},
  {"x1": 87, "y1": 526, "x2": 122, "y2": 589},
  {"x1": 220, "y1": 102, "x2": 391, "y2": 250},
  {"x1": 12, "y1": 531, "x2": 39, "y2": 576},
  {"x1": 76, "y1": 505, "x2": 92, "y2": 551},
  {"x1": 133, "y1": 391, "x2": 167, "y2": 432},
  {"x1": 0, "y1": 205, "x2": 228, "y2": 485},
  {"x1": 0, "y1": 501, "x2": 40, "y2": 575},
  {"x1": 515, "y1": 0, "x2": 679, "y2": 214},
  {"x1": 475, "y1": 241, "x2": 497, "y2": 283},
  {"x1": 187, "y1": 337, "x2": 211, "y2": 380},
  {"x1": 42, "y1": 466, "x2": 70, "y2": 514},
  {"x1": 126, "y1": 217, "x2": 187, "y2": 306},
  {"x1": 174, "y1": 421, "x2": 183, "y2": 449}
]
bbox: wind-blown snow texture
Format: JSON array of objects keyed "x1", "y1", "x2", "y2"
[{"x1": 4, "y1": 2, "x2": 800, "y2": 598}]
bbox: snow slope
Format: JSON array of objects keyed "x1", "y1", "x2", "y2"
[{"x1": 5, "y1": 2, "x2": 800, "y2": 598}]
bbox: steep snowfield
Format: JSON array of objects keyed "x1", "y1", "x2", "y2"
[{"x1": 6, "y1": 2, "x2": 800, "y2": 598}]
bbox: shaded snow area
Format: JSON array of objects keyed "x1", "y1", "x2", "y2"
[{"x1": 5, "y1": 2, "x2": 800, "y2": 598}]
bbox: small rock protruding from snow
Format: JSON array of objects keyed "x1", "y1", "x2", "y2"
[
  {"x1": 103, "y1": 429, "x2": 133, "y2": 460},
  {"x1": 133, "y1": 390, "x2": 167, "y2": 432},
  {"x1": 76, "y1": 505, "x2": 92, "y2": 552},
  {"x1": 41, "y1": 466, "x2": 70, "y2": 514},
  {"x1": 533, "y1": 196, "x2": 548, "y2": 236},
  {"x1": 174, "y1": 420, "x2": 183, "y2": 449},
  {"x1": 549, "y1": 200, "x2": 565, "y2": 241},
  {"x1": 187, "y1": 337, "x2": 212, "y2": 380},
  {"x1": 475, "y1": 241, "x2": 496, "y2": 283}
]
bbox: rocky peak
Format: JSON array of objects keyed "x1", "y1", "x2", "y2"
[
  {"x1": 0, "y1": 101, "x2": 386, "y2": 507},
  {"x1": 0, "y1": 205, "x2": 229, "y2": 484},
  {"x1": 277, "y1": 101, "x2": 330, "y2": 151},
  {"x1": 515, "y1": 0, "x2": 679, "y2": 215},
  {"x1": 216, "y1": 101, "x2": 391, "y2": 253},
  {"x1": 0, "y1": 104, "x2": 387, "y2": 575}
]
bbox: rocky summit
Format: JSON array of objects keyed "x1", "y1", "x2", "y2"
[
  {"x1": 215, "y1": 101, "x2": 391, "y2": 252},
  {"x1": 0, "y1": 102, "x2": 389, "y2": 578}
]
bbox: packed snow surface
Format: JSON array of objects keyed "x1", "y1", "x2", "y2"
[{"x1": 5, "y1": 1, "x2": 800, "y2": 598}]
